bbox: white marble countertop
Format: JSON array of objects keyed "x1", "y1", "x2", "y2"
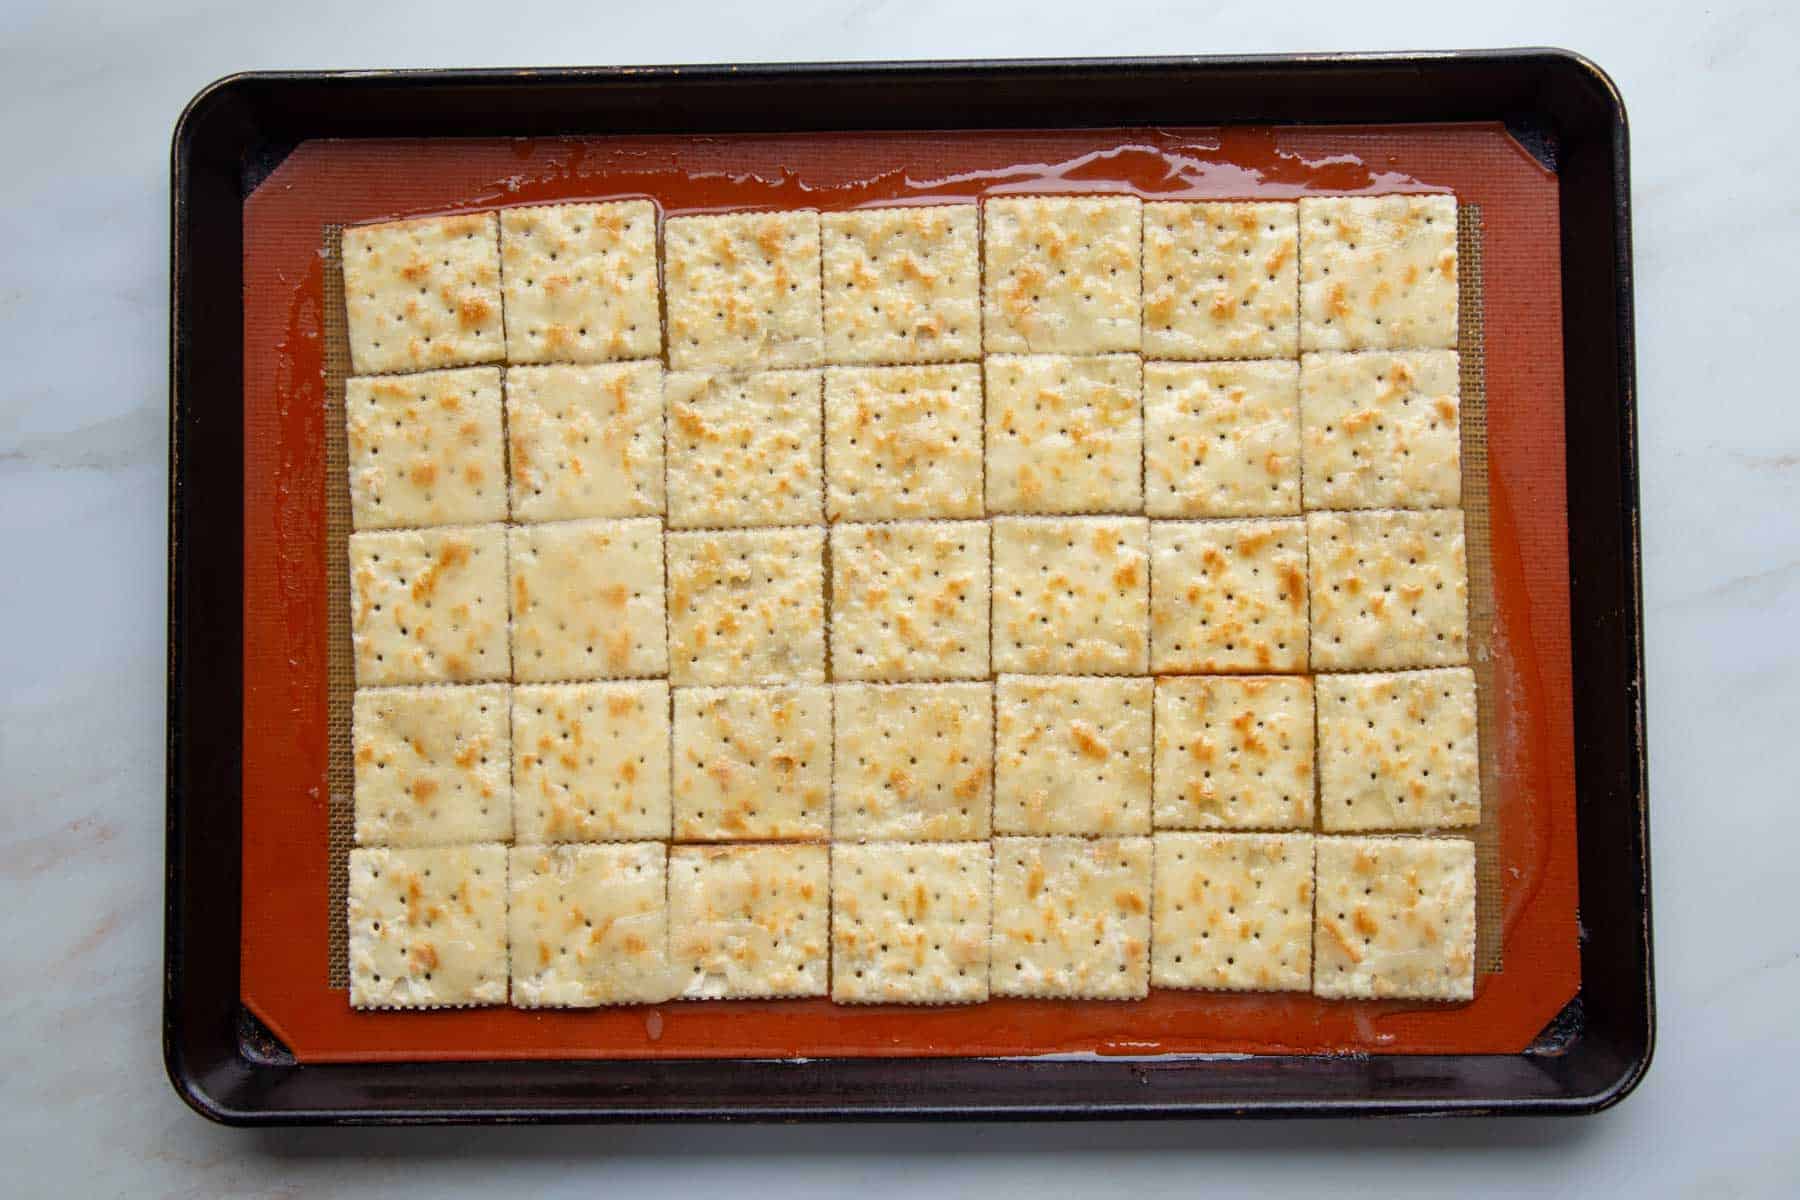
[{"x1": 3, "y1": 0, "x2": 1797, "y2": 1194}]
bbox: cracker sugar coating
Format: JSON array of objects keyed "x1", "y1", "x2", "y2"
[
  {"x1": 500, "y1": 200, "x2": 661, "y2": 364},
  {"x1": 346, "y1": 367, "x2": 508, "y2": 530},
  {"x1": 664, "y1": 209, "x2": 823, "y2": 370},
  {"x1": 505, "y1": 362, "x2": 665, "y2": 522},
  {"x1": 1299, "y1": 194, "x2": 1458, "y2": 352},
  {"x1": 348, "y1": 843, "x2": 508, "y2": 1009},
  {"x1": 508, "y1": 843, "x2": 674, "y2": 1007},
  {"x1": 350, "y1": 524, "x2": 510, "y2": 686},
  {"x1": 511, "y1": 680, "x2": 671, "y2": 842},
  {"x1": 1152, "y1": 832, "x2": 1314, "y2": 992},
  {"x1": 1313, "y1": 835, "x2": 1476, "y2": 1001},
  {"x1": 822, "y1": 204, "x2": 981, "y2": 364},
  {"x1": 984, "y1": 353, "x2": 1143, "y2": 514},
  {"x1": 829, "y1": 521, "x2": 990, "y2": 681},
  {"x1": 990, "y1": 516, "x2": 1149, "y2": 675},
  {"x1": 982, "y1": 195, "x2": 1142, "y2": 354},
  {"x1": 343, "y1": 212, "x2": 504, "y2": 375},
  {"x1": 507, "y1": 518, "x2": 667, "y2": 682},
  {"x1": 831, "y1": 842, "x2": 992, "y2": 1004},
  {"x1": 1306, "y1": 509, "x2": 1469, "y2": 670},
  {"x1": 670, "y1": 844, "x2": 830, "y2": 998},
  {"x1": 1143, "y1": 360, "x2": 1300, "y2": 518},
  {"x1": 993, "y1": 675, "x2": 1152, "y2": 835},
  {"x1": 1143, "y1": 201, "x2": 1299, "y2": 360},
  {"x1": 667, "y1": 527, "x2": 826, "y2": 685},
  {"x1": 353, "y1": 684, "x2": 512, "y2": 847},
  {"x1": 1149, "y1": 518, "x2": 1309, "y2": 674},
  {"x1": 990, "y1": 836, "x2": 1152, "y2": 999}
]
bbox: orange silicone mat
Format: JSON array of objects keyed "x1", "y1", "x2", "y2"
[{"x1": 242, "y1": 124, "x2": 1578, "y2": 1062}]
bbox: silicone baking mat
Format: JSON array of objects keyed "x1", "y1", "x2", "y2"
[{"x1": 242, "y1": 124, "x2": 1577, "y2": 1062}]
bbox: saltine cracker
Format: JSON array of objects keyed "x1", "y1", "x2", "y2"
[
  {"x1": 666, "y1": 370, "x2": 823, "y2": 528},
  {"x1": 499, "y1": 200, "x2": 661, "y2": 364},
  {"x1": 505, "y1": 362, "x2": 666, "y2": 522},
  {"x1": 1313, "y1": 835, "x2": 1477, "y2": 1001},
  {"x1": 664, "y1": 209, "x2": 824, "y2": 370},
  {"x1": 348, "y1": 843, "x2": 508, "y2": 1008},
  {"x1": 984, "y1": 353, "x2": 1143, "y2": 514},
  {"x1": 511, "y1": 680, "x2": 671, "y2": 842},
  {"x1": 822, "y1": 205, "x2": 981, "y2": 364},
  {"x1": 823, "y1": 363, "x2": 983, "y2": 521},
  {"x1": 1148, "y1": 518, "x2": 1309, "y2": 674},
  {"x1": 831, "y1": 842, "x2": 992, "y2": 1004},
  {"x1": 346, "y1": 367, "x2": 508, "y2": 529},
  {"x1": 1299, "y1": 350, "x2": 1461, "y2": 511},
  {"x1": 982, "y1": 195, "x2": 1142, "y2": 354},
  {"x1": 1143, "y1": 201, "x2": 1299, "y2": 360},
  {"x1": 507, "y1": 518, "x2": 668, "y2": 682},
  {"x1": 993, "y1": 675, "x2": 1152, "y2": 836},
  {"x1": 832, "y1": 682, "x2": 993, "y2": 841},
  {"x1": 671, "y1": 685, "x2": 832, "y2": 840},
  {"x1": 1143, "y1": 360, "x2": 1300, "y2": 518},
  {"x1": 1152, "y1": 676, "x2": 1315, "y2": 831},
  {"x1": 1306, "y1": 508, "x2": 1470, "y2": 670},
  {"x1": 1299, "y1": 194, "x2": 1458, "y2": 352},
  {"x1": 829, "y1": 521, "x2": 990, "y2": 682},
  {"x1": 353, "y1": 684, "x2": 512, "y2": 847},
  {"x1": 670, "y1": 844, "x2": 830, "y2": 999},
  {"x1": 1151, "y1": 832, "x2": 1314, "y2": 992},
  {"x1": 343, "y1": 212, "x2": 504, "y2": 375},
  {"x1": 990, "y1": 516, "x2": 1149, "y2": 675},
  {"x1": 1317, "y1": 667, "x2": 1479, "y2": 831},
  {"x1": 508, "y1": 843, "x2": 674, "y2": 1006},
  {"x1": 990, "y1": 836, "x2": 1152, "y2": 1000},
  {"x1": 667, "y1": 527, "x2": 826, "y2": 685},
  {"x1": 350, "y1": 524, "x2": 510, "y2": 686}
]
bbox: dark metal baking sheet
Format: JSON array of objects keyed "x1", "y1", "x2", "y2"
[{"x1": 166, "y1": 49, "x2": 1650, "y2": 1123}]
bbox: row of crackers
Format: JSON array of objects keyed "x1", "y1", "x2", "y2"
[
  {"x1": 349, "y1": 833, "x2": 1475, "y2": 1008},
  {"x1": 355, "y1": 671, "x2": 1478, "y2": 848},
  {"x1": 346, "y1": 352, "x2": 1460, "y2": 532},
  {"x1": 350, "y1": 510, "x2": 1467, "y2": 687},
  {"x1": 342, "y1": 195, "x2": 1455, "y2": 377}
]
